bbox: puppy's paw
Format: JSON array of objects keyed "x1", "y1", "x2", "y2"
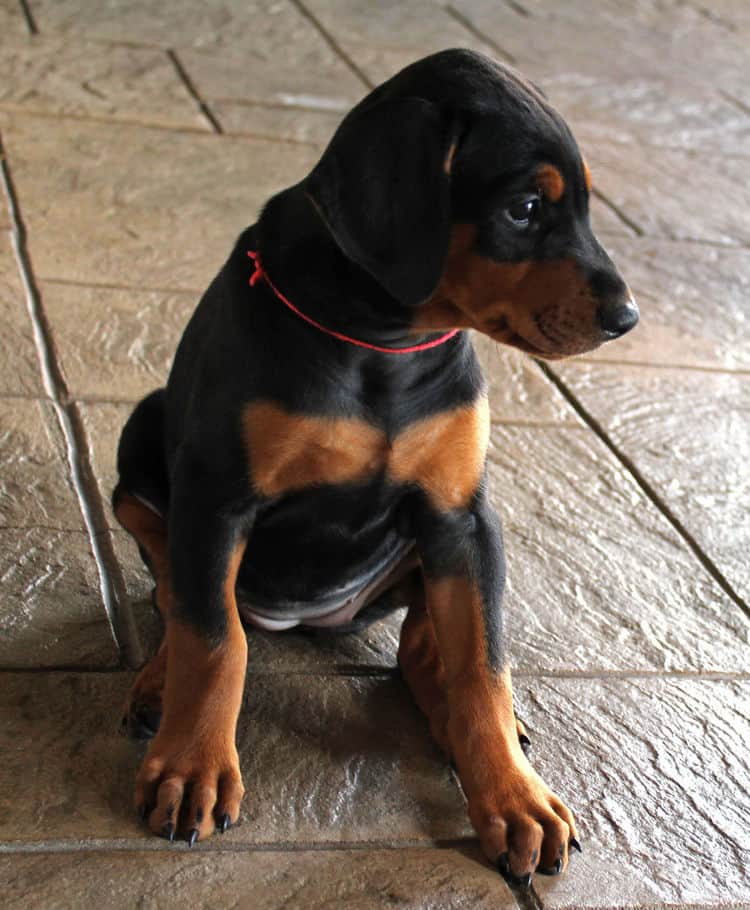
[
  {"x1": 135, "y1": 732, "x2": 245, "y2": 844},
  {"x1": 121, "y1": 645, "x2": 166, "y2": 740},
  {"x1": 468, "y1": 766, "x2": 578, "y2": 885}
]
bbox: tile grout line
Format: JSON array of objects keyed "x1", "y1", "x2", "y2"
[
  {"x1": 569, "y1": 357, "x2": 750, "y2": 376},
  {"x1": 0, "y1": 104, "x2": 328, "y2": 148},
  {"x1": 289, "y1": 0, "x2": 374, "y2": 90},
  {"x1": 719, "y1": 89, "x2": 750, "y2": 116},
  {"x1": 537, "y1": 360, "x2": 750, "y2": 622},
  {"x1": 0, "y1": 837, "x2": 482, "y2": 855},
  {"x1": 591, "y1": 187, "x2": 644, "y2": 236},
  {"x1": 165, "y1": 48, "x2": 224, "y2": 134},
  {"x1": 515, "y1": 883, "x2": 544, "y2": 910},
  {"x1": 2, "y1": 664, "x2": 749, "y2": 680},
  {"x1": 0, "y1": 132, "x2": 144, "y2": 669},
  {"x1": 443, "y1": 5, "x2": 517, "y2": 64},
  {"x1": 504, "y1": 0, "x2": 533, "y2": 18},
  {"x1": 17, "y1": 0, "x2": 37, "y2": 35}
]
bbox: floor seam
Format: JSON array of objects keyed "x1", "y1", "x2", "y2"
[
  {"x1": 0, "y1": 130, "x2": 143, "y2": 668},
  {"x1": 719, "y1": 89, "x2": 750, "y2": 115},
  {"x1": 18, "y1": 0, "x2": 37, "y2": 35},
  {"x1": 537, "y1": 360, "x2": 750, "y2": 622},
  {"x1": 288, "y1": 0, "x2": 374, "y2": 90},
  {"x1": 568, "y1": 358, "x2": 750, "y2": 376},
  {"x1": 166, "y1": 48, "x2": 224, "y2": 134},
  {"x1": 1, "y1": 666, "x2": 748, "y2": 679},
  {"x1": 0, "y1": 837, "x2": 480, "y2": 854},
  {"x1": 592, "y1": 187, "x2": 644, "y2": 236}
]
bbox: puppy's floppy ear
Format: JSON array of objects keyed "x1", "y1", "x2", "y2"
[{"x1": 305, "y1": 97, "x2": 455, "y2": 306}]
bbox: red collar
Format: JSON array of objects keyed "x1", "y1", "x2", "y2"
[{"x1": 248, "y1": 250, "x2": 459, "y2": 355}]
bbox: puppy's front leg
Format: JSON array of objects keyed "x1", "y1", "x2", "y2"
[
  {"x1": 135, "y1": 453, "x2": 253, "y2": 844},
  {"x1": 411, "y1": 492, "x2": 579, "y2": 882}
]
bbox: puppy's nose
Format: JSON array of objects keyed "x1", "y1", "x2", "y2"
[{"x1": 598, "y1": 295, "x2": 639, "y2": 337}]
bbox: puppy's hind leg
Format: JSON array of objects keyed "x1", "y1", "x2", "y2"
[{"x1": 113, "y1": 389, "x2": 170, "y2": 740}]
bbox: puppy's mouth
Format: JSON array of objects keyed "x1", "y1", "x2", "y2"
[
  {"x1": 489, "y1": 313, "x2": 604, "y2": 362},
  {"x1": 490, "y1": 318, "x2": 567, "y2": 361}
]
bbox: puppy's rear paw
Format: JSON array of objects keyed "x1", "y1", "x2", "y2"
[{"x1": 121, "y1": 645, "x2": 166, "y2": 740}]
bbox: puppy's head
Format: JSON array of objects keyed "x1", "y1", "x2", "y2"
[{"x1": 305, "y1": 49, "x2": 638, "y2": 359}]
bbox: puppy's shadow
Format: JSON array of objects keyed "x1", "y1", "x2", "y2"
[{"x1": 234, "y1": 602, "x2": 471, "y2": 844}]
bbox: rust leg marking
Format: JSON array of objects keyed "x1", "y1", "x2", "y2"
[
  {"x1": 114, "y1": 492, "x2": 170, "y2": 739},
  {"x1": 135, "y1": 540, "x2": 248, "y2": 843},
  {"x1": 424, "y1": 574, "x2": 578, "y2": 878}
]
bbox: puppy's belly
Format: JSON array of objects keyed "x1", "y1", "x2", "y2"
[{"x1": 236, "y1": 529, "x2": 414, "y2": 630}]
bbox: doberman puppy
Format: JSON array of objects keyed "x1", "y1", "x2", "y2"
[{"x1": 113, "y1": 48, "x2": 638, "y2": 885}]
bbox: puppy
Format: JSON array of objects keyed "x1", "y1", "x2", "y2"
[{"x1": 114, "y1": 48, "x2": 638, "y2": 885}]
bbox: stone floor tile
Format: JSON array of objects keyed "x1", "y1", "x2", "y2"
[
  {"x1": 0, "y1": 37, "x2": 207, "y2": 130},
  {"x1": 474, "y1": 336, "x2": 582, "y2": 426},
  {"x1": 0, "y1": 398, "x2": 119, "y2": 667},
  {"x1": 0, "y1": 527, "x2": 118, "y2": 668},
  {"x1": 0, "y1": 0, "x2": 26, "y2": 42},
  {"x1": 0, "y1": 846, "x2": 517, "y2": 910},
  {"x1": 0, "y1": 847, "x2": 517, "y2": 910},
  {"x1": 452, "y1": 0, "x2": 749, "y2": 88},
  {"x1": 0, "y1": 671, "x2": 470, "y2": 846},
  {"x1": 27, "y1": 0, "x2": 367, "y2": 112},
  {"x1": 576, "y1": 237, "x2": 750, "y2": 370},
  {"x1": 40, "y1": 281, "x2": 194, "y2": 402},
  {"x1": 294, "y1": 0, "x2": 503, "y2": 87},
  {"x1": 700, "y1": 0, "x2": 750, "y2": 31},
  {"x1": 177, "y1": 28, "x2": 364, "y2": 113},
  {"x1": 515, "y1": 676, "x2": 750, "y2": 908},
  {"x1": 212, "y1": 100, "x2": 345, "y2": 146},
  {"x1": 0, "y1": 398, "x2": 79, "y2": 529},
  {"x1": 0, "y1": 112, "x2": 319, "y2": 289},
  {"x1": 540, "y1": 73, "x2": 750, "y2": 156},
  {"x1": 552, "y1": 363, "x2": 750, "y2": 606},
  {"x1": 585, "y1": 143, "x2": 750, "y2": 245},
  {"x1": 488, "y1": 425, "x2": 749, "y2": 672},
  {"x1": 0, "y1": 231, "x2": 45, "y2": 395}
]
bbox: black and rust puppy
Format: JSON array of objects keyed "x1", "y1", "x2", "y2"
[{"x1": 114, "y1": 49, "x2": 637, "y2": 883}]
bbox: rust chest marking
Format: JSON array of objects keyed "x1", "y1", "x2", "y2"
[
  {"x1": 242, "y1": 402, "x2": 387, "y2": 498},
  {"x1": 242, "y1": 397, "x2": 489, "y2": 509}
]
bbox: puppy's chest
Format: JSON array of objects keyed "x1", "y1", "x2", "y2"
[{"x1": 242, "y1": 397, "x2": 489, "y2": 511}]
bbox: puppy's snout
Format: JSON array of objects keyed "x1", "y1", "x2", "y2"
[
  {"x1": 588, "y1": 267, "x2": 639, "y2": 338},
  {"x1": 597, "y1": 295, "x2": 639, "y2": 337}
]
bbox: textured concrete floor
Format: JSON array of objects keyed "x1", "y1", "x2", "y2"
[{"x1": 1, "y1": 1, "x2": 749, "y2": 908}]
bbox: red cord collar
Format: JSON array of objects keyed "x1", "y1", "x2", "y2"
[{"x1": 248, "y1": 250, "x2": 459, "y2": 354}]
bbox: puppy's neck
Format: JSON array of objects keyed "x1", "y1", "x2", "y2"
[{"x1": 256, "y1": 186, "x2": 423, "y2": 349}]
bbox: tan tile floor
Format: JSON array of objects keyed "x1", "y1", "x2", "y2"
[{"x1": 1, "y1": 1, "x2": 748, "y2": 907}]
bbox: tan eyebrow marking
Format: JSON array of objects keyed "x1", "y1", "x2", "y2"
[
  {"x1": 535, "y1": 163, "x2": 565, "y2": 202},
  {"x1": 444, "y1": 139, "x2": 458, "y2": 175},
  {"x1": 582, "y1": 159, "x2": 592, "y2": 192}
]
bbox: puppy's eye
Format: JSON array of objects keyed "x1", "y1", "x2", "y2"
[{"x1": 504, "y1": 196, "x2": 540, "y2": 229}]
